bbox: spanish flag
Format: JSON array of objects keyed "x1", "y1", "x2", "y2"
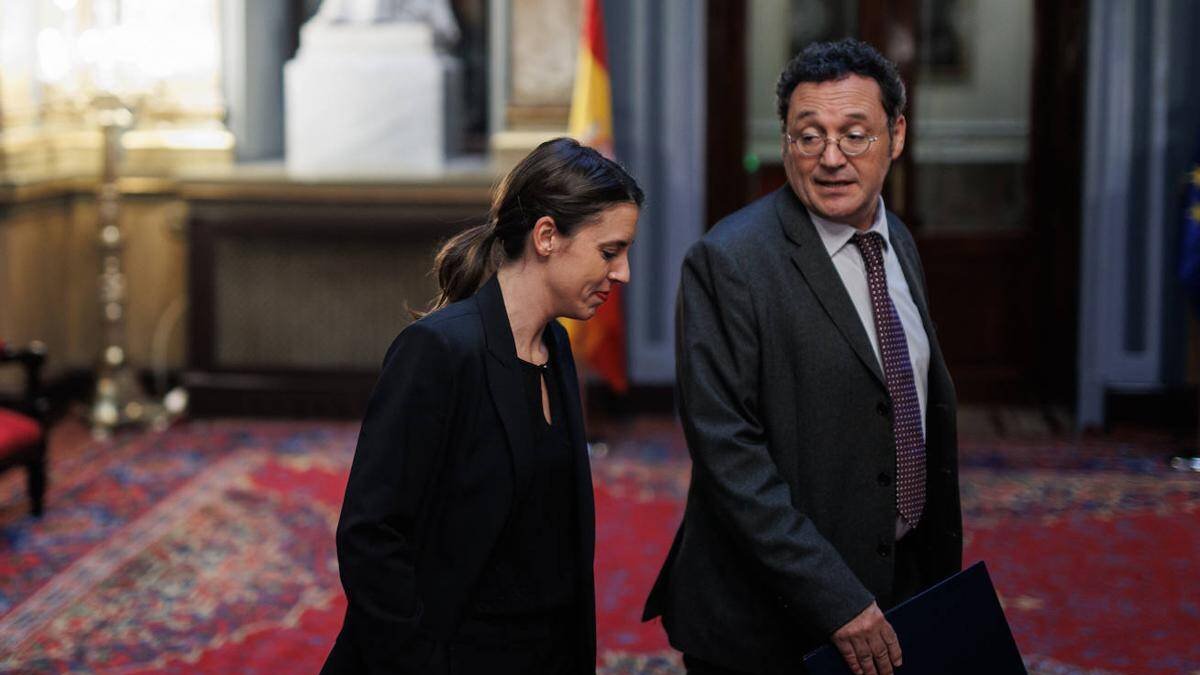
[
  {"x1": 564, "y1": 0, "x2": 628, "y2": 393},
  {"x1": 568, "y1": 0, "x2": 615, "y2": 156}
]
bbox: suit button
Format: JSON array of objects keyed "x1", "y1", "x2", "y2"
[
  {"x1": 876, "y1": 401, "x2": 891, "y2": 417},
  {"x1": 877, "y1": 472, "x2": 891, "y2": 486},
  {"x1": 877, "y1": 543, "x2": 891, "y2": 558}
]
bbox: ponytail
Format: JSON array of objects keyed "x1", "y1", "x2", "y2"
[{"x1": 422, "y1": 220, "x2": 501, "y2": 314}]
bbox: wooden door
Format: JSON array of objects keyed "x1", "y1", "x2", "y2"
[{"x1": 862, "y1": 0, "x2": 1086, "y2": 404}]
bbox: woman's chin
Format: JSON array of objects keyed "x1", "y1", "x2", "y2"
[{"x1": 565, "y1": 305, "x2": 597, "y2": 322}]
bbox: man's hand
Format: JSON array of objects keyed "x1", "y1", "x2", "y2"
[{"x1": 831, "y1": 602, "x2": 902, "y2": 675}]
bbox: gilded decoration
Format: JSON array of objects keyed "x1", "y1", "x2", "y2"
[{"x1": 0, "y1": 0, "x2": 232, "y2": 185}]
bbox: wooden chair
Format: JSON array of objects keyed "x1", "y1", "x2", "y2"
[{"x1": 0, "y1": 340, "x2": 48, "y2": 517}]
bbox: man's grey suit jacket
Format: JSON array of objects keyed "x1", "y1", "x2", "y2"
[{"x1": 644, "y1": 186, "x2": 963, "y2": 674}]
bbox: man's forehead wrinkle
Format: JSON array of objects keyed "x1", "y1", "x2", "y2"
[{"x1": 788, "y1": 78, "x2": 887, "y2": 123}]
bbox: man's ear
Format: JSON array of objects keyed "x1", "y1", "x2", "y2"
[{"x1": 890, "y1": 114, "x2": 907, "y2": 160}]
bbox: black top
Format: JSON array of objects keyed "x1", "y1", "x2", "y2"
[{"x1": 460, "y1": 332, "x2": 578, "y2": 642}]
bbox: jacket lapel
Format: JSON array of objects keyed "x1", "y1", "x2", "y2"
[
  {"x1": 776, "y1": 188, "x2": 886, "y2": 389},
  {"x1": 549, "y1": 322, "x2": 595, "y2": 567},
  {"x1": 548, "y1": 320, "x2": 597, "y2": 667},
  {"x1": 476, "y1": 275, "x2": 536, "y2": 501}
]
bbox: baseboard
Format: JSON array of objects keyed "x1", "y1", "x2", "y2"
[
  {"x1": 40, "y1": 369, "x2": 94, "y2": 421},
  {"x1": 584, "y1": 383, "x2": 676, "y2": 417},
  {"x1": 40, "y1": 368, "x2": 186, "y2": 422},
  {"x1": 1104, "y1": 386, "x2": 1199, "y2": 435},
  {"x1": 182, "y1": 370, "x2": 376, "y2": 419}
]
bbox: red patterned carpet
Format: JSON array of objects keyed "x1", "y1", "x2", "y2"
[{"x1": 0, "y1": 419, "x2": 1197, "y2": 674}]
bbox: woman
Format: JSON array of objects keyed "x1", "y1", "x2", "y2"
[{"x1": 322, "y1": 137, "x2": 643, "y2": 674}]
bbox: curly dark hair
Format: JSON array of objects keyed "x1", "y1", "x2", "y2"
[{"x1": 775, "y1": 38, "x2": 907, "y2": 132}]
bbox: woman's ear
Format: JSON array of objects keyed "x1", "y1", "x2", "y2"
[{"x1": 533, "y1": 216, "x2": 557, "y2": 257}]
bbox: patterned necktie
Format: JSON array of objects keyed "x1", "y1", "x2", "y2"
[{"x1": 851, "y1": 232, "x2": 925, "y2": 528}]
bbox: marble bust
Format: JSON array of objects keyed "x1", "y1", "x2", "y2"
[{"x1": 312, "y1": 0, "x2": 460, "y2": 47}]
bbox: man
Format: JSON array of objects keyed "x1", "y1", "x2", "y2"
[{"x1": 644, "y1": 39, "x2": 962, "y2": 675}]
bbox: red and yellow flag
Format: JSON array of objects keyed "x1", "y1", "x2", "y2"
[
  {"x1": 564, "y1": 0, "x2": 627, "y2": 393},
  {"x1": 568, "y1": 0, "x2": 614, "y2": 155}
]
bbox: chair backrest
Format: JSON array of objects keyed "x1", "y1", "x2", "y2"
[{"x1": 0, "y1": 341, "x2": 48, "y2": 421}]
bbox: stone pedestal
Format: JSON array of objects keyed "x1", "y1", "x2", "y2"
[
  {"x1": 284, "y1": 21, "x2": 461, "y2": 176},
  {"x1": 488, "y1": 0, "x2": 579, "y2": 172}
]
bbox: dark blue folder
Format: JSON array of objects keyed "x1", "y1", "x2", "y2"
[{"x1": 803, "y1": 562, "x2": 1027, "y2": 674}]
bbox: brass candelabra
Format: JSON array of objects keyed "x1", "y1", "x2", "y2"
[{"x1": 89, "y1": 94, "x2": 185, "y2": 437}]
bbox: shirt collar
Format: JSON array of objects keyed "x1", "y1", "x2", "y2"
[{"x1": 807, "y1": 196, "x2": 891, "y2": 258}]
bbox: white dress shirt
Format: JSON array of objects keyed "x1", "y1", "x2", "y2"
[{"x1": 806, "y1": 198, "x2": 930, "y2": 538}]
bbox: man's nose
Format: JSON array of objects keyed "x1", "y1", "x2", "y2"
[{"x1": 819, "y1": 139, "x2": 847, "y2": 167}]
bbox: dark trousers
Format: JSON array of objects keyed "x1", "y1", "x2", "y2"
[
  {"x1": 440, "y1": 608, "x2": 578, "y2": 675},
  {"x1": 683, "y1": 653, "x2": 755, "y2": 675},
  {"x1": 436, "y1": 638, "x2": 575, "y2": 674}
]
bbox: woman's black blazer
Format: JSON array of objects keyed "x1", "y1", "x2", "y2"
[{"x1": 322, "y1": 275, "x2": 596, "y2": 674}]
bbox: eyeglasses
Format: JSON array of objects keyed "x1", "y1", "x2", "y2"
[{"x1": 784, "y1": 132, "x2": 878, "y2": 157}]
